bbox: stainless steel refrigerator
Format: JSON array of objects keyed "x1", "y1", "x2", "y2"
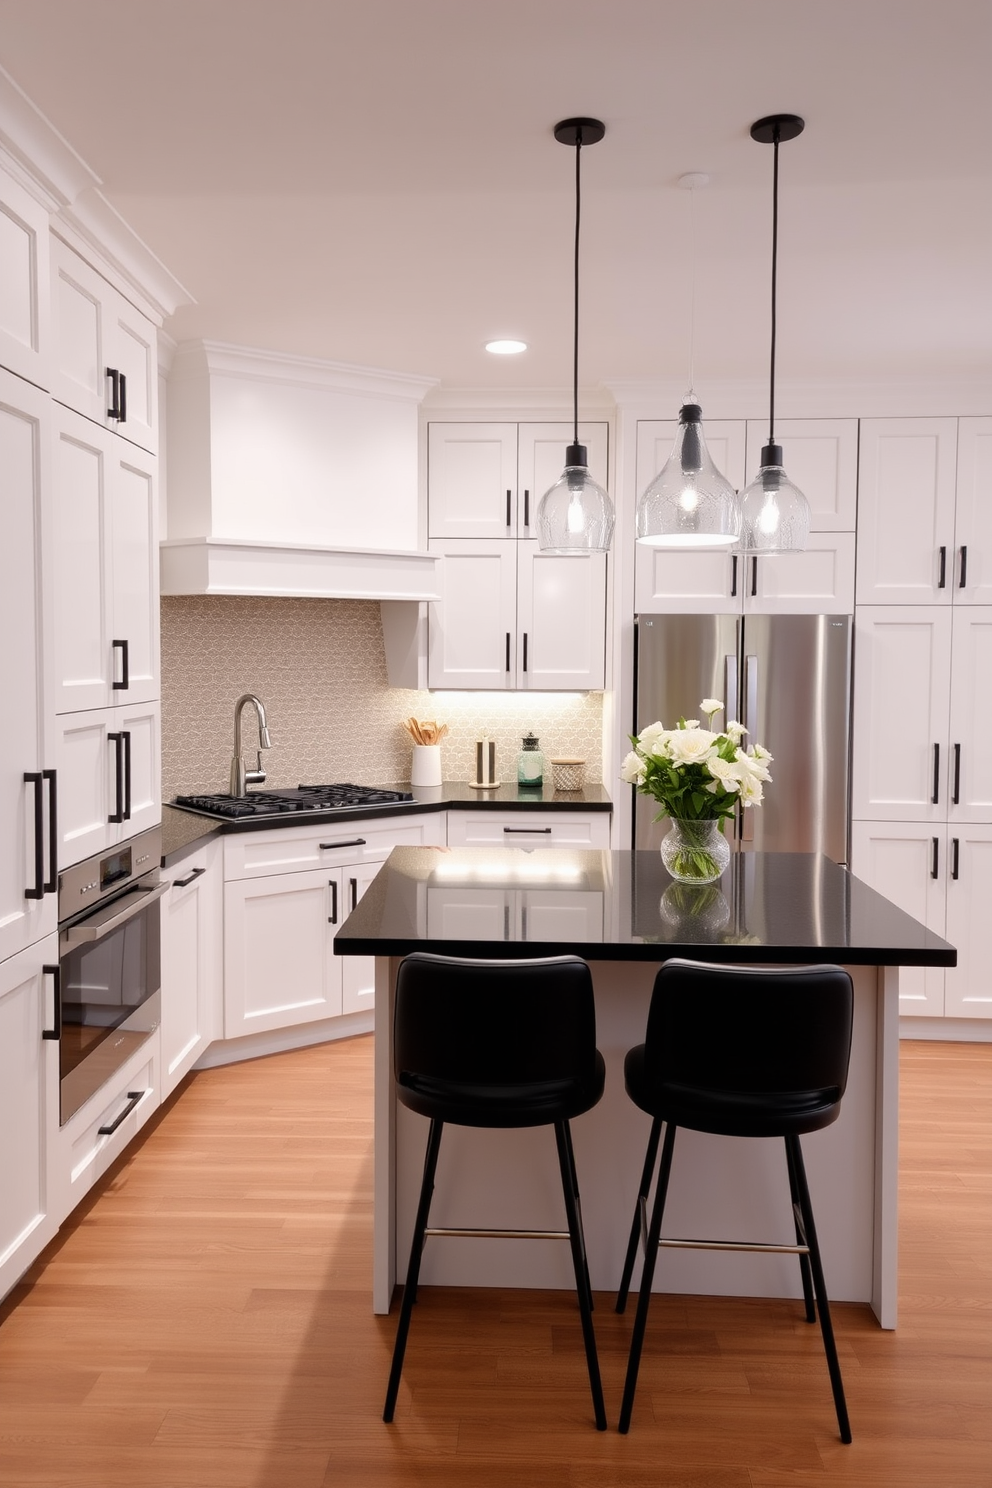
[{"x1": 633, "y1": 613, "x2": 853, "y2": 863}]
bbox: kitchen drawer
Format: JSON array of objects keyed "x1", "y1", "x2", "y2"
[
  {"x1": 223, "y1": 811, "x2": 445, "y2": 881},
  {"x1": 49, "y1": 1038, "x2": 159, "y2": 1223},
  {"x1": 446, "y1": 809, "x2": 611, "y2": 849}
]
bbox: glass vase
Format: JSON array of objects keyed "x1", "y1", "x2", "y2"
[{"x1": 660, "y1": 817, "x2": 730, "y2": 885}]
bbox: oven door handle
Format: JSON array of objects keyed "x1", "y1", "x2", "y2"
[{"x1": 62, "y1": 880, "x2": 169, "y2": 946}]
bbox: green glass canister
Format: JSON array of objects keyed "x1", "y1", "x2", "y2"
[{"x1": 517, "y1": 732, "x2": 545, "y2": 788}]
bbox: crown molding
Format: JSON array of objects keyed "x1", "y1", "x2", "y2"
[
  {"x1": 170, "y1": 339, "x2": 439, "y2": 404},
  {"x1": 0, "y1": 64, "x2": 97, "y2": 208},
  {"x1": 422, "y1": 384, "x2": 616, "y2": 418},
  {"x1": 605, "y1": 377, "x2": 992, "y2": 420},
  {"x1": 53, "y1": 193, "x2": 194, "y2": 324}
]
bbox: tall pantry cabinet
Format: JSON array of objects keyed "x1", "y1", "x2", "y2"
[{"x1": 851, "y1": 417, "x2": 992, "y2": 1022}]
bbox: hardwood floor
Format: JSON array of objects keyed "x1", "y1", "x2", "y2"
[{"x1": 1, "y1": 1036, "x2": 990, "y2": 1486}]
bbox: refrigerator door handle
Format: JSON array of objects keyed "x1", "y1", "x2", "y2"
[
  {"x1": 741, "y1": 654, "x2": 759, "y2": 842},
  {"x1": 724, "y1": 655, "x2": 739, "y2": 726}
]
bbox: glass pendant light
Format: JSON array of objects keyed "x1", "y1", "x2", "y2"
[
  {"x1": 636, "y1": 173, "x2": 740, "y2": 549},
  {"x1": 536, "y1": 118, "x2": 615, "y2": 554},
  {"x1": 739, "y1": 114, "x2": 811, "y2": 555}
]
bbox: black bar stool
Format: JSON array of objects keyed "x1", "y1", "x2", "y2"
[
  {"x1": 383, "y1": 951, "x2": 608, "y2": 1430},
  {"x1": 616, "y1": 957, "x2": 854, "y2": 1441}
]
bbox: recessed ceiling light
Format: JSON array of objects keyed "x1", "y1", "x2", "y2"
[{"x1": 485, "y1": 339, "x2": 527, "y2": 355}]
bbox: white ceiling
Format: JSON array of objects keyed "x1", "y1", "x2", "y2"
[{"x1": 1, "y1": 0, "x2": 990, "y2": 393}]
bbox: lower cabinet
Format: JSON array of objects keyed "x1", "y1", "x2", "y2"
[
  {"x1": 0, "y1": 936, "x2": 59, "y2": 1300},
  {"x1": 160, "y1": 837, "x2": 222, "y2": 1097},
  {"x1": 446, "y1": 808, "x2": 612, "y2": 849},
  {"x1": 851, "y1": 820, "x2": 992, "y2": 1020},
  {"x1": 49, "y1": 1038, "x2": 160, "y2": 1221}
]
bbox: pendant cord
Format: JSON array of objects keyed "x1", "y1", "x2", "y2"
[
  {"x1": 768, "y1": 125, "x2": 780, "y2": 445},
  {"x1": 572, "y1": 129, "x2": 582, "y2": 449},
  {"x1": 687, "y1": 180, "x2": 697, "y2": 400}
]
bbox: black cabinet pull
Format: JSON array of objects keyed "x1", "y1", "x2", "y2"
[
  {"x1": 122, "y1": 731, "x2": 132, "y2": 821},
  {"x1": 106, "y1": 367, "x2": 121, "y2": 420},
  {"x1": 503, "y1": 826, "x2": 552, "y2": 834},
  {"x1": 505, "y1": 490, "x2": 512, "y2": 528},
  {"x1": 319, "y1": 837, "x2": 366, "y2": 851},
  {"x1": 932, "y1": 742, "x2": 940, "y2": 806},
  {"x1": 43, "y1": 768, "x2": 57, "y2": 894},
  {"x1": 524, "y1": 489, "x2": 530, "y2": 528},
  {"x1": 112, "y1": 638, "x2": 130, "y2": 691},
  {"x1": 931, "y1": 837, "x2": 939, "y2": 880},
  {"x1": 108, "y1": 733, "x2": 124, "y2": 823},
  {"x1": 42, "y1": 964, "x2": 61, "y2": 1040},
  {"x1": 173, "y1": 865, "x2": 206, "y2": 889},
  {"x1": 505, "y1": 632, "x2": 511, "y2": 672},
  {"x1": 98, "y1": 1090, "x2": 145, "y2": 1136},
  {"x1": 119, "y1": 372, "x2": 127, "y2": 423},
  {"x1": 751, "y1": 555, "x2": 758, "y2": 597},
  {"x1": 937, "y1": 545, "x2": 947, "y2": 588},
  {"x1": 730, "y1": 554, "x2": 738, "y2": 597},
  {"x1": 349, "y1": 876, "x2": 358, "y2": 911},
  {"x1": 959, "y1": 545, "x2": 968, "y2": 588},
  {"x1": 522, "y1": 632, "x2": 529, "y2": 672},
  {"x1": 24, "y1": 772, "x2": 44, "y2": 899},
  {"x1": 952, "y1": 743, "x2": 961, "y2": 805},
  {"x1": 328, "y1": 879, "x2": 338, "y2": 924},
  {"x1": 951, "y1": 837, "x2": 960, "y2": 881}
]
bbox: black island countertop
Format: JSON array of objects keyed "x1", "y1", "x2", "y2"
[
  {"x1": 333, "y1": 846, "x2": 957, "y2": 968},
  {"x1": 161, "y1": 782, "x2": 612, "y2": 867}
]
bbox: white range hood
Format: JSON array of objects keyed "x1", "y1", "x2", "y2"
[{"x1": 160, "y1": 537, "x2": 440, "y2": 601}]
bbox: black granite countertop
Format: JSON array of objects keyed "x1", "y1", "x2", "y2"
[
  {"x1": 332, "y1": 847, "x2": 957, "y2": 968},
  {"x1": 161, "y1": 783, "x2": 612, "y2": 868}
]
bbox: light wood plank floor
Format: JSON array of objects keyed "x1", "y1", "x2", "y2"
[{"x1": 1, "y1": 1037, "x2": 990, "y2": 1487}]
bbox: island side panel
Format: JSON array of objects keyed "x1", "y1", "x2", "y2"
[
  {"x1": 373, "y1": 955, "x2": 399, "y2": 1314},
  {"x1": 873, "y1": 962, "x2": 901, "y2": 1327}
]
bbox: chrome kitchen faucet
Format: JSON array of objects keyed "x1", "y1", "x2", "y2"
[{"x1": 230, "y1": 693, "x2": 272, "y2": 796}]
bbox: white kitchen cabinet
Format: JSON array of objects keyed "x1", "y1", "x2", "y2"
[
  {"x1": 0, "y1": 368, "x2": 56, "y2": 963},
  {"x1": 0, "y1": 165, "x2": 50, "y2": 389},
  {"x1": 850, "y1": 822, "x2": 947, "y2": 1016},
  {"x1": 741, "y1": 534, "x2": 856, "y2": 616},
  {"x1": 445, "y1": 809, "x2": 612, "y2": 849},
  {"x1": 856, "y1": 417, "x2": 958, "y2": 605},
  {"x1": 428, "y1": 421, "x2": 609, "y2": 540},
  {"x1": 426, "y1": 886, "x2": 604, "y2": 944},
  {"x1": 49, "y1": 236, "x2": 157, "y2": 453},
  {"x1": 341, "y1": 860, "x2": 380, "y2": 1016},
  {"x1": 954, "y1": 417, "x2": 992, "y2": 605},
  {"x1": 946, "y1": 609, "x2": 992, "y2": 823},
  {"x1": 0, "y1": 937, "x2": 59, "y2": 1300},
  {"x1": 744, "y1": 419, "x2": 859, "y2": 532},
  {"x1": 53, "y1": 701, "x2": 161, "y2": 868},
  {"x1": 160, "y1": 838, "x2": 222, "y2": 1098},
  {"x1": 428, "y1": 540, "x2": 607, "y2": 690},
  {"x1": 49, "y1": 405, "x2": 159, "y2": 715},
  {"x1": 944, "y1": 824, "x2": 992, "y2": 1019}
]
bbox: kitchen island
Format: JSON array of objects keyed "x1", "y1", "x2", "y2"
[{"x1": 333, "y1": 847, "x2": 955, "y2": 1326}]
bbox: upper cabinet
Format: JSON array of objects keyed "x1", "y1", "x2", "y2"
[
  {"x1": 428, "y1": 421, "x2": 609, "y2": 541},
  {"x1": 50, "y1": 237, "x2": 158, "y2": 454},
  {"x1": 0, "y1": 166, "x2": 50, "y2": 390},
  {"x1": 634, "y1": 417, "x2": 857, "y2": 615},
  {"x1": 953, "y1": 418, "x2": 992, "y2": 605}
]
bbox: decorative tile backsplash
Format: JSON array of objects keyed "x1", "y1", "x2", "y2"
[{"x1": 161, "y1": 596, "x2": 604, "y2": 799}]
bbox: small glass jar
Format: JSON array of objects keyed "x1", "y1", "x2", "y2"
[{"x1": 517, "y1": 732, "x2": 545, "y2": 787}]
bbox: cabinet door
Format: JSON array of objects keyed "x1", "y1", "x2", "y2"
[
  {"x1": 519, "y1": 888, "x2": 604, "y2": 944},
  {"x1": 108, "y1": 443, "x2": 159, "y2": 704},
  {"x1": 0, "y1": 167, "x2": 50, "y2": 388},
  {"x1": 634, "y1": 419, "x2": 745, "y2": 616},
  {"x1": 0, "y1": 370, "x2": 55, "y2": 961},
  {"x1": 517, "y1": 422, "x2": 609, "y2": 540},
  {"x1": 0, "y1": 938, "x2": 59, "y2": 1301},
  {"x1": 944, "y1": 824, "x2": 992, "y2": 1019},
  {"x1": 947, "y1": 608, "x2": 992, "y2": 823},
  {"x1": 107, "y1": 293, "x2": 157, "y2": 454},
  {"x1": 53, "y1": 702, "x2": 160, "y2": 867},
  {"x1": 745, "y1": 419, "x2": 858, "y2": 531},
  {"x1": 744, "y1": 533, "x2": 855, "y2": 616},
  {"x1": 516, "y1": 543, "x2": 606, "y2": 689},
  {"x1": 160, "y1": 840, "x2": 221, "y2": 1097},
  {"x1": 428, "y1": 541, "x2": 517, "y2": 688},
  {"x1": 340, "y1": 860, "x2": 381, "y2": 1016},
  {"x1": 856, "y1": 418, "x2": 957, "y2": 604},
  {"x1": 428, "y1": 424, "x2": 519, "y2": 539},
  {"x1": 852, "y1": 608, "x2": 952, "y2": 821},
  {"x1": 224, "y1": 868, "x2": 343, "y2": 1038},
  {"x1": 954, "y1": 418, "x2": 992, "y2": 604},
  {"x1": 850, "y1": 822, "x2": 946, "y2": 1016}
]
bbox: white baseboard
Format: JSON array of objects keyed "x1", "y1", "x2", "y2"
[
  {"x1": 192, "y1": 1010, "x2": 374, "y2": 1070},
  {"x1": 899, "y1": 1017, "x2": 992, "y2": 1044}
]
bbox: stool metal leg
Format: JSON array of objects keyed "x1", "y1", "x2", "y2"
[
  {"x1": 787, "y1": 1134, "x2": 852, "y2": 1444},
  {"x1": 554, "y1": 1120, "x2": 608, "y2": 1431},
  {"x1": 618, "y1": 1121, "x2": 678, "y2": 1434},
  {"x1": 383, "y1": 1117, "x2": 444, "y2": 1423},
  {"x1": 558, "y1": 1119, "x2": 595, "y2": 1314},
  {"x1": 616, "y1": 1115, "x2": 663, "y2": 1315},
  {"x1": 785, "y1": 1136, "x2": 816, "y2": 1324}
]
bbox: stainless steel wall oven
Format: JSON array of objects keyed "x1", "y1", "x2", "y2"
[{"x1": 55, "y1": 826, "x2": 165, "y2": 1126}]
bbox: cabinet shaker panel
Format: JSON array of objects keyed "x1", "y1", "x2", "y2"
[
  {"x1": 946, "y1": 608, "x2": 992, "y2": 821},
  {"x1": 745, "y1": 419, "x2": 858, "y2": 531},
  {"x1": 954, "y1": 417, "x2": 992, "y2": 604},
  {"x1": 0, "y1": 169, "x2": 50, "y2": 387},
  {"x1": 428, "y1": 542, "x2": 517, "y2": 688},
  {"x1": 850, "y1": 822, "x2": 946, "y2": 1016},
  {"x1": 944, "y1": 826, "x2": 992, "y2": 1019},
  {"x1": 856, "y1": 418, "x2": 957, "y2": 604},
  {"x1": 428, "y1": 424, "x2": 518, "y2": 538}
]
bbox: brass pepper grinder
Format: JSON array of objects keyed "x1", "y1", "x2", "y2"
[{"x1": 517, "y1": 732, "x2": 545, "y2": 788}]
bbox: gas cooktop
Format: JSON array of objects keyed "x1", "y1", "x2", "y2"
[{"x1": 173, "y1": 784, "x2": 415, "y2": 821}]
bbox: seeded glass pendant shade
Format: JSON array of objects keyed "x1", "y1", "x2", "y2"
[
  {"x1": 739, "y1": 113, "x2": 811, "y2": 555},
  {"x1": 536, "y1": 118, "x2": 615, "y2": 554},
  {"x1": 636, "y1": 401, "x2": 741, "y2": 547}
]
